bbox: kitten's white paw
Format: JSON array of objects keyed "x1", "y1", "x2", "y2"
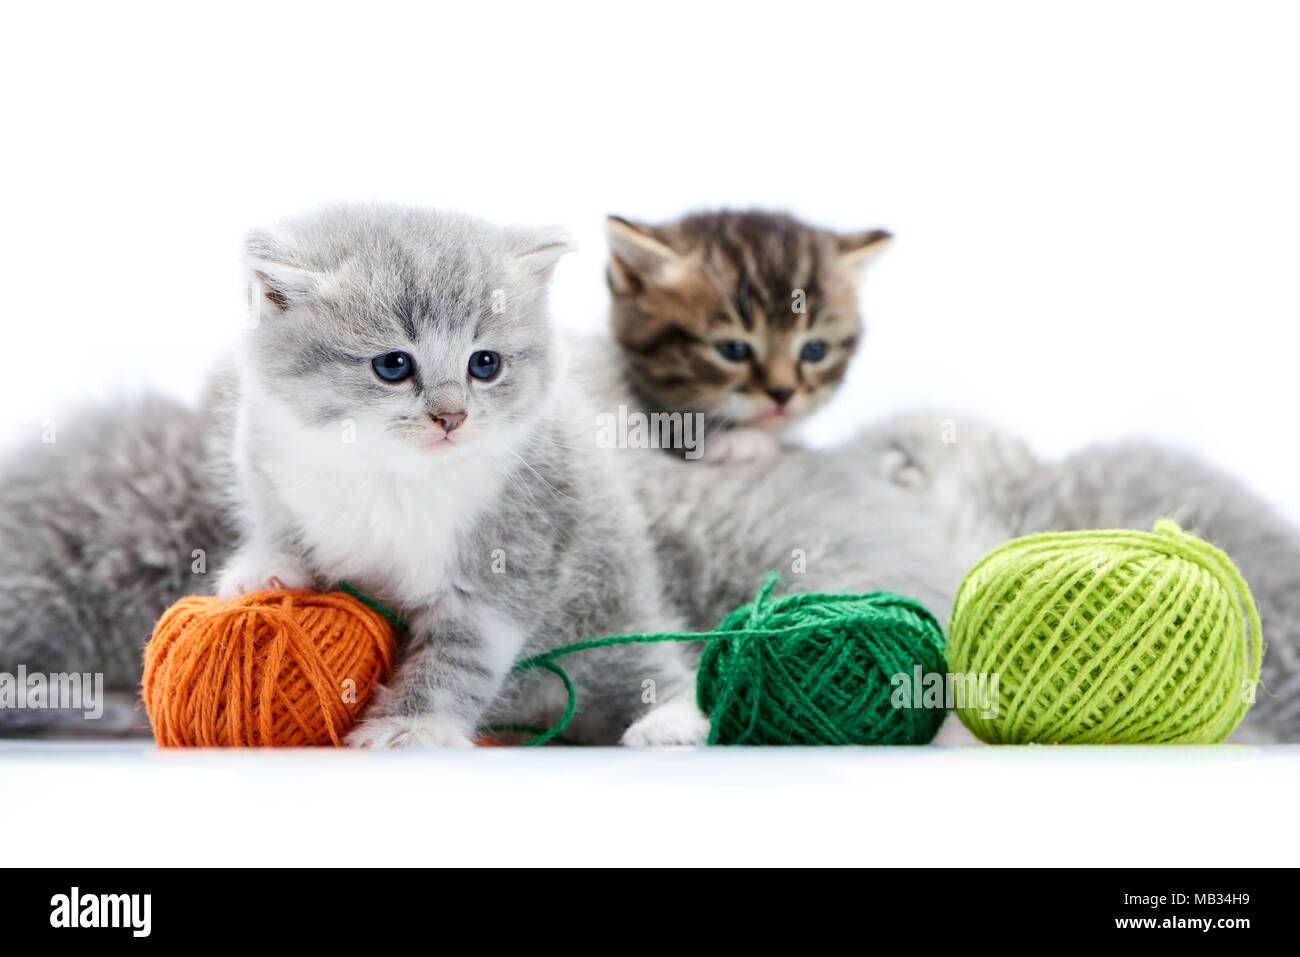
[
  {"x1": 346, "y1": 713, "x2": 475, "y2": 749},
  {"x1": 621, "y1": 700, "x2": 710, "y2": 747},
  {"x1": 702, "y1": 428, "x2": 781, "y2": 464},
  {"x1": 215, "y1": 551, "x2": 313, "y2": 600}
]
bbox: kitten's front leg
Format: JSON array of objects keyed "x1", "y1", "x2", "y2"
[
  {"x1": 619, "y1": 644, "x2": 710, "y2": 747},
  {"x1": 216, "y1": 544, "x2": 314, "y2": 600},
  {"x1": 621, "y1": 695, "x2": 711, "y2": 746},
  {"x1": 347, "y1": 607, "x2": 525, "y2": 749},
  {"x1": 217, "y1": 431, "x2": 316, "y2": 599}
]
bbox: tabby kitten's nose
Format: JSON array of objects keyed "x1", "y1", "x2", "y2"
[
  {"x1": 766, "y1": 387, "x2": 796, "y2": 406},
  {"x1": 430, "y1": 409, "x2": 467, "y2": 433}
]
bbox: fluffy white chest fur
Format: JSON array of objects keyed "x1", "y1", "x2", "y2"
[{"x1": 248, "y1": 398, "x2": 508, "y2": 606}]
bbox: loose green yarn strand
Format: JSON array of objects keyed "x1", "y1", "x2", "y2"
[
  {"x1": 512, "y1": 573, "x2": 949, "y2": 746},
  {"x1": 338, "y1": 580, "x2": 409, "y2": 636}
]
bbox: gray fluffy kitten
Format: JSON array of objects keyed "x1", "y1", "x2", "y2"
[
  {"x1": 0, "y1": 395, "x2": 229, "y2": 734},
  {"x1": 217, "y1": 204, "x2": 712, "y2": 747}
]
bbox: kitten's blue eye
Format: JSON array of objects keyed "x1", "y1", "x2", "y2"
[
  {"x1": 468, "y1": 350, "x2": 501, "y2": 381},
  {"x1": 800, "y1": 339, "x2": 828, "y2": 362},
  {"x1": 372, "y1": 351, "x2": 414, "y2": 382},
  {"x1": 716, "y1": 341, "x2": 752, "y2": 361}
]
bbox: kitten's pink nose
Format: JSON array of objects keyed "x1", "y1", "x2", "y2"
[
  {"x1": 430, "y1": 409, "x2": 467, "y2": 433},
  {"x1": 766, "y1": 387, "x2": 795, "y2": 406}
]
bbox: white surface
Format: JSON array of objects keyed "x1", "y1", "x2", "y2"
[
  {"x1": 4, "y1": 741, "x2": 1297, "y2": 866},
  {"x1": 1, "y1": 2, "x2": 1298, "y2": 520}
]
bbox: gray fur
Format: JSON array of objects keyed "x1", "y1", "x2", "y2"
[
  {"x1": 0, "y1": 691, "x2": 143, "y2": 737},
  {"x1": 623, "y1": 445, "x2": 962, "y2": 632},
  {"x1": 0, "y1": 394, "x2": 231, "y2": 738},
  {"x1": 574, "y1": 331, "x2": 962, "y2": 626}
]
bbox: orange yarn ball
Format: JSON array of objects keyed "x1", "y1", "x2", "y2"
[{"x1": 143, "y1": 590, "x2": 397, "y2": 747}]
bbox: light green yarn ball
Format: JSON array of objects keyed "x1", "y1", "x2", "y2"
[{"x1": 948, "y1": 520, "x2": 1263, "y2": 744}]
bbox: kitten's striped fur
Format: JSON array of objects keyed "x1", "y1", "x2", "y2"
[{"x1": 606, "y1": 210, "x2": 890, "y2": 446}]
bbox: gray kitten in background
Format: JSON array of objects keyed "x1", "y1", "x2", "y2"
[
  {"x1": 857, "y1": 411, "x2": 1300, "y2": 741},
  {"x1": 0, "y1": 395, "x2": 230, "y2": 734}
]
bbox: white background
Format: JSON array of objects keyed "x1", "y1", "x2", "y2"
[
  {"x1": 5, "y1": 741, "x2": 1297, "y2": 866},
  {"x1": 2, "y1": 2, "x2": 1298, "y2": 519}
]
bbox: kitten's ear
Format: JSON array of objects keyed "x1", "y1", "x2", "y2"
[
  {"x1": 512, "y1": 227, "x2": 576, "y2": 280},
  {"x1": 244, "y1": 229, "x2": 325, "y2": 313},
  {"x1": 605, "y1": 215, "x2": 681, "y2": 295},
  {"x1": 836, "y1": 228, "x2": 893, "y2": 275}
]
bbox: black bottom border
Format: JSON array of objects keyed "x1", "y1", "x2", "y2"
[{"x1": 0, "y1": 866, "x2": 1288, "y2": 944}]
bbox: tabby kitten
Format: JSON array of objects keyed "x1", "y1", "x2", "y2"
[{"x1": 605, "y1": 210, "x2": 891, "y2": 461}]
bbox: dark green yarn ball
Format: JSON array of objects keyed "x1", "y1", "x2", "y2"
[{"x1": 697, "y1": 581, "x2": 949, "y2": 745}]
